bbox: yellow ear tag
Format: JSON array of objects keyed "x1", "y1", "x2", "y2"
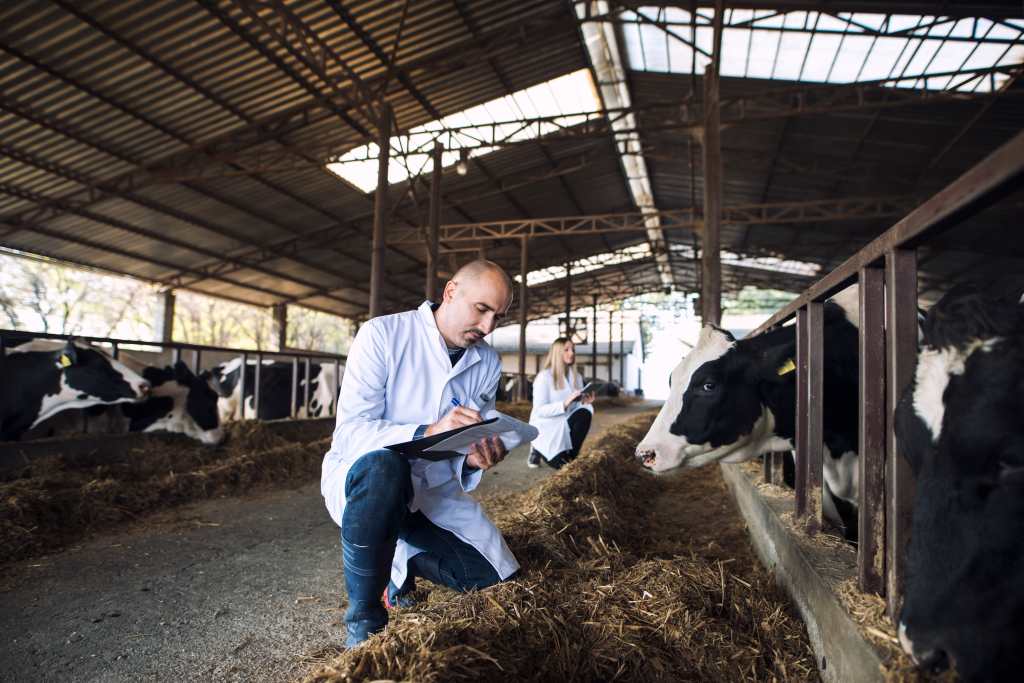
[
  {"x1": 776, "y1": 358, "x2": 796, "y2": 376},
  {"x1": 58, "y1": 353, "x2": 73, "y2": 368}
]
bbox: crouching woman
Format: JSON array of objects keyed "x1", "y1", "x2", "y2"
[{"x1": 528, "y1": 337, "x2": 594, "y2": 469}]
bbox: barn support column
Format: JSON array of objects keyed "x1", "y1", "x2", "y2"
[
  {"x1": 590, "y1": 295, "x2": 598, "y2": 381},
  {"x1": 563, "y1": 262, "x2": 572, "y2": 337},
  {"x1": 426, "y1": 141, "x2": 442, "y2": 303},
  {"x1": 885, "y1": 248, "x2": 918, "y2": 618},
  {"x1": 517, "y1": 237, "x2": 529, "y2": 401},
  {"x1": 700, "y1": 5, "x2": 723, "y2": 326},
  {"x1": 607, "y1": 309, "x2": 613, "y2": 382},
  {"x1": 369, "y1": 102, "x2": 392, "y2": 318},
  {"x1": 619, "y1": 315, "x2": 625, "y2": 387},
  {"x1": 155, "y1": 289, "x2": 175, "y2": 343},
  {"x1": 273, "y1": 304, "x2": 288, "y2": 351}
]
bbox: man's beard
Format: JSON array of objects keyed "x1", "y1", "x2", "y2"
[{"x1": 463, "y1": 328, "x2": 485, "y2": 344}]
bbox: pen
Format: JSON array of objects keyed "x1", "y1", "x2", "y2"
[{"x1": 451, "y1": 397, "x2": 461, "y2": 408}]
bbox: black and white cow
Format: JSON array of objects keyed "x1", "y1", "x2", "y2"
[
  {"x1": 121, "y1": 362, "x2": 224, "y2": 445},
  {"x1": 0, "y1": 339, "x2": 150, "y2": 441},
  {"x1": 635, "y1": 287, "x2": 861, "y2": 538},
  {"x1": 894, "y1": 284, "x2": 1024, "y2": 680},
  {"x1": 211, "y1": 357, "x2": 341, "y2": 421},
  {"x1": 18, "y1": 358, "x2": 225, "y2": 445}
]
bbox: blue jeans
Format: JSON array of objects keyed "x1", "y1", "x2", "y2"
[{"x1": 341, "y1": 449, "x2": 504, "y2": 600}]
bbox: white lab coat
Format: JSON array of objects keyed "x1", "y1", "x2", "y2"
[
  {"x1": 321, "y1": 301, "x2": 519, "y2": 587},
  {"x1": 529, "y1": 367, "x2": 594, "y2": 461}
]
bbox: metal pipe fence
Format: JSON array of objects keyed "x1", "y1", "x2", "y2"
[{"x1": 748, "y1": 130, "x2": 1024, "y2": 618}]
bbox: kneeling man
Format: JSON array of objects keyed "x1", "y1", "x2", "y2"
[{"x1": 321, "y1": 260, "x2": 519, "y2": 647}]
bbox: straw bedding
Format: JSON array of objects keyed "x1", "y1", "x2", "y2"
[
  {"x1": 303, "y1": 414, "x2": 817, "y2": 682},
  {"x1": 0, "y1": 422, "x2": 329, "y2": 564}
]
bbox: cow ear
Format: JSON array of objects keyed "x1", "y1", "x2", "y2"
[
  {"x1": 172, "y1": 360, "x2": 194, "y2": 383},
  {"x1": 756, "y1": 344, "x2": 795, "y2": 384}
]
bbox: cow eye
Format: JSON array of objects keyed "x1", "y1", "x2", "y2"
[{"x1": 702, "y1": 381, "x2": 716, "y2": 392}]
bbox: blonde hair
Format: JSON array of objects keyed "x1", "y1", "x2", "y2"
[{"x1": 543, "y1": 337, "x2": 573, "y2": 390}]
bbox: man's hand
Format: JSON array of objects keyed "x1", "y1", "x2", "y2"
[
  {"x1": 425, "y1": 406, "x2": 481, "y2": 436},
  {"x1": 466, "y1": 436, "x2": 507, "y2": 470},
  {"x1": 580, "y1": 391, "x2": 595, "y2": 405}
]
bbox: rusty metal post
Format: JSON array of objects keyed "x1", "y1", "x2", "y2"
[
  {"x1": 518, "y1": 237, "x2": 529, "y2": 401},
  {"x1": 886, "y1": 248, "x2": 918, "y2": 618},
  {"x1": 304, "y1": 356, "x2": 312, "y2": 417},
  {"x1": 700, "y1": 13, "x2": 722, "y2": 326},
  {"x1": 859, "y1": 266, "x2": 887, "y2": 595},
  {"x1": 290, "y1": 356, "x2": 299, "y2": 419},
  {"x1": 253, "y1": 353, "x2": 262, "y2": 421},
  {"x1": 607, "y1": 309, "x2": 613, "y2": 382},
  {"x1": 239, "y1": 352, "x2": 248, "y2": 421},
  {"x1": 795, "y1": 307, "x2": 809, "y2": 516},
  {"x1": 763, "y1": 453, "x2": 772, "y2": 483},
  {"x1": 564, "y1": 262, "x2": 572, "y2": 336},
  {"x1": 619, "y1": 315, "x2": 625, "y2": 387},
  {"x1": 427, "y1": 141, "x2": 442, "y2": 302},
  {"x1": 369, "y1": 102, "x2": 392, "y2": 318},
  {"x1": 591, "y1": 295, "x2": 598, "y2": 382},
  {"x1": 805, "y1": 300, "x2": 825, "y2": 535}
]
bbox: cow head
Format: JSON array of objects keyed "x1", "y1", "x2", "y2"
[
  {"x1": 58, "y1": 341, "x2": 150, "y2": 402},
  {"x1": 635, "y1": 325, "x2": 791, "y2": 472},
  {"x1": 895, "y1": 286, "x2": 1024, "y2": 680},
  {"x1": 123, "y1": 361, "x2": 224, "y2": 445}
]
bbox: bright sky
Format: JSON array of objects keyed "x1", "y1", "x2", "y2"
[{"x1": 327, "y1": 69, "x2": 603, "y2": 192}]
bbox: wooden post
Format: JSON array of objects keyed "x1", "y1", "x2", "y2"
[
  {"x1": 273, "y1": 304, "x2": 287, "y2": 351},
  {"x1": 369, "y1": 102, "x2": 392, "y2": 318},
  {"x1": 700, "y1": 8, "x2": 723, "y2": 326},
  {"x1": 426, "y1": 141, "x2": 441, "y2": 302},
  {"x1": 591, "y1": 295, "x2": 598, "y2": 381},
  {"x1": 886, "y1": 248, "x2": 918, "y2": 619},
  {"x1": 858, "y1": 266, "x2": 886, "y2": 595},
  {"x1": 156, "y1": 290, "x2": 175, "y2": 343},
  {"x1": 518, "y1": 237, "x2": 529, "y2": 401}
]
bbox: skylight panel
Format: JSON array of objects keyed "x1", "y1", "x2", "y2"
[
  {"x1": 518, "y1": 243, "x2": 652, "y2": 287},
  {"x1": 326, "y1": 69, "x2": 601, "y2": 192},
  {"x1": 618, "y1": 7, "x2": 1022, "y2": 91}
]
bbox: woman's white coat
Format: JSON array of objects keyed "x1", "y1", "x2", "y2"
[{"x1": 529, "y1": 366, "x2": 594, "y2": 460}]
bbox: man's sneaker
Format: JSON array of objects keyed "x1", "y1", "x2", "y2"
[{"x1": 528, "y1": 449, "x2": 542, "y2": 468}]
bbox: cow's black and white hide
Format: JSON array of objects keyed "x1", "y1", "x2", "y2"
[
  {"x1": 211, "y1": 357, "x2": 341, "y2": 421},
  {"x1": 21, "y1": 360, "x2": 225, "y2": 445},
  {"x1": 1, "y1": 339, "x2": 150, "y2": 441},
  {"x1": 635, "y1": 287, "x2": 861, "y2": 539},
  {"x1": 894, "y1": 284, "x2": 1024, "y2": 681}
]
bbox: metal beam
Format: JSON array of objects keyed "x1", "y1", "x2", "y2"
[
  {"x1": 390, "y1": 196, "x2": 913, "y2": 244},
  {"x1": 370, "y1": 104, "x2": 392, "y2": 318},
  {"x1": 593, "y1": 1, "x2": 1024, "y2": 20}
]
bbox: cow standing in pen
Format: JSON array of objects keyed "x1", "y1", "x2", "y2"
[
  {"x1": 211, "y1": 357, "x2": 340, "y2": 421},
  {"x1": 894, "y1": 284, "x2": 1024, "y2": 681},
  {"x1": 635, "y1": 288, "x2": 861, "y2": 539}
]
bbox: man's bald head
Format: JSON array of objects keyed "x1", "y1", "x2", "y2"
[
  {"x1": 435, "y1": 260, "x2": 514, "y2": 348},
  {"x1": 450, "y1": 259, "x2": 513, "y2": 295}
]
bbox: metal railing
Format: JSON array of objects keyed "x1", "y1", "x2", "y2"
[
  {"x1": 0, "y1": 330, "x2": 346, "y2": 421},
  {"x1": 749, "y1": 130, "x2": 1024, "y2": 619}
]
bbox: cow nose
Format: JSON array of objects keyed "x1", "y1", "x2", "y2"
[
  {"x1": 139, "y1": 382, "x2": 151, "y2": 397},
  {"x1": 635, "y1": 448, "x2": 656, "y2": 467},
  {"x1": 915, "y1": 648, "x2": 950, "y2": 674}
]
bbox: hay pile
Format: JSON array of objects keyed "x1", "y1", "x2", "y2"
[
  {"x1": 0, "y1": 422, "x2": 329, "y2": 564},
  {"x1": 303, "y1": 414, "x2": 816, "y2": 682}
]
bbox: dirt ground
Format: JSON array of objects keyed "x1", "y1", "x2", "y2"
[{"x1": 0, "y1": 401, "x2": 663, "y2": 682}]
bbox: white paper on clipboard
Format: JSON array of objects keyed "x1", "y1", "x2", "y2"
[{"x1": 424, "y1": 410, "x2": 538, "y2": 454}]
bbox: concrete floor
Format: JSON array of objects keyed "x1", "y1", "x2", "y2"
[{"x1": 0, "y1": 401, "x2": 659, "y2": 683}]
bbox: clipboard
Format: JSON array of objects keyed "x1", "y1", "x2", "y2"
[{"x1": 385, "y1": 412, "x2": 538, "y2": 461}]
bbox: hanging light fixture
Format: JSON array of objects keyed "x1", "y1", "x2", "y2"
[{"x1": 456, "y1": 148, "x2": 469, "y2": 176}]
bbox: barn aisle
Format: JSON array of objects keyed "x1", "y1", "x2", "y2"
[{"x1": 0, "y1": 401, "x2": 660, "y2": 682}]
